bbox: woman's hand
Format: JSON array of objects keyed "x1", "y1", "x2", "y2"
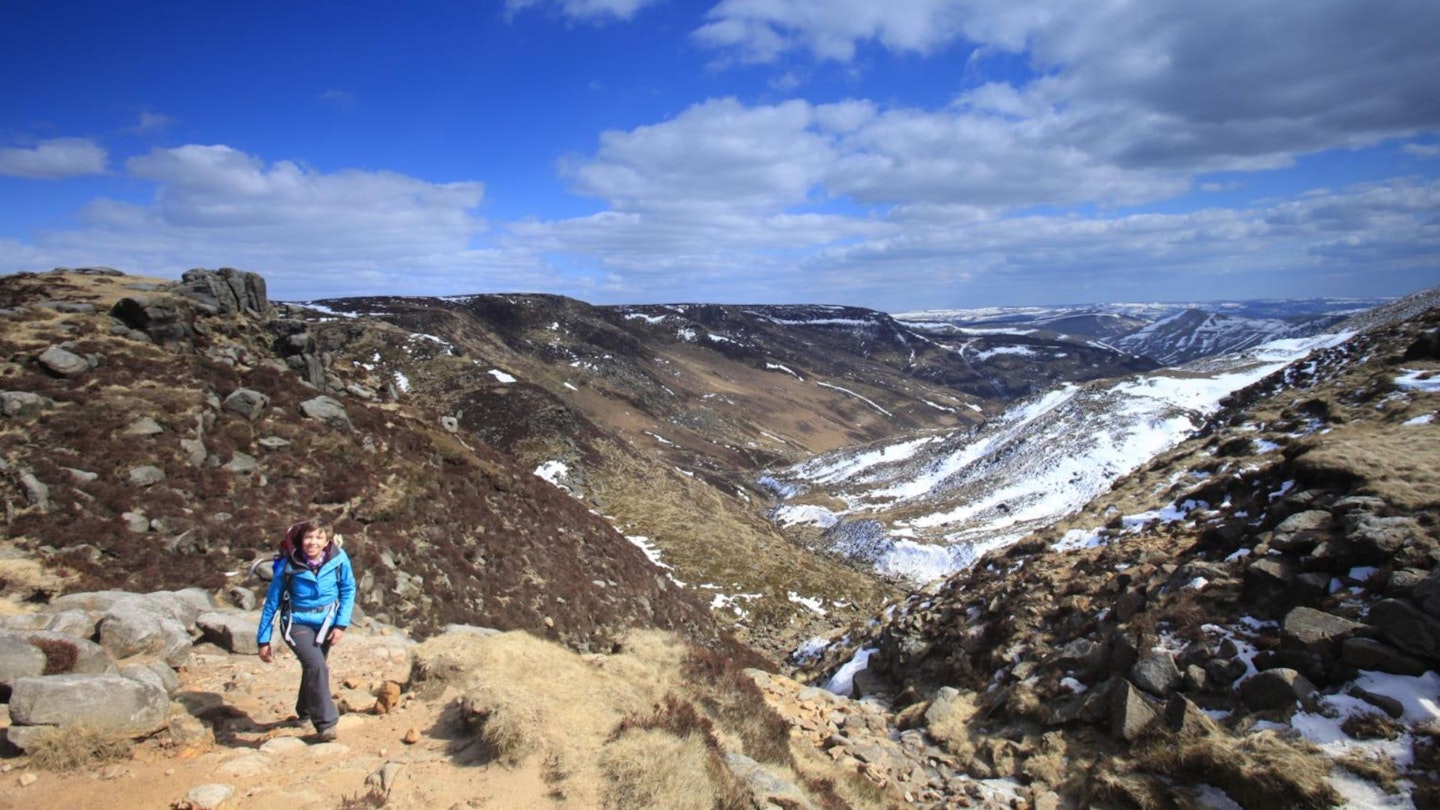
[
  {"x1": 328, "y1": 627, "x2": 346, "y2": 645},
  {"x1": 258, "y1": 642, "x2": 273, "y2": 663}
]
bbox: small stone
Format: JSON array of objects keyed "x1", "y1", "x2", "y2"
[
  {"x1": 402, "y1": 728, "x2": 421, "y2": 745},
  {"x1": 38, "y1": 345, "x2": 89, "y2": 377},
  {"x1": 128, "y1": 465, "x2": 166, "y2": 487},
  {"x1": 1131, "y1": 652, "x2": 1181, "y2": 697},
  {"x1": 122, "y1": 417, "x2": 165, "y2": 436},
  {"x1": 376, "y1": 681, "x2": 402, "y2": 713},
  {"x1": 184, "y1": 783, "x2": 236, "y2": 810},
  {"x1": 18, "y1": 773, "x2": 38, "y2": 787}
]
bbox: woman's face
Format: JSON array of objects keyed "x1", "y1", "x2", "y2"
[{"x1": 301, "y1": 528, "x2": 329, "y2": 559}]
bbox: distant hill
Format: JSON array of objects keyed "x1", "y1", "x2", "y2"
[{"x1": 898, "y1": 297, "x2": 1391, "y2": 365}]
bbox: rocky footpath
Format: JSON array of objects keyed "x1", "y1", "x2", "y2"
[{"x1": 0, "y1": 580, "x2": 899, "y2": 810}]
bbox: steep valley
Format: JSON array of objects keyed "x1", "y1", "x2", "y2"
[{"x1": 2, "y1": 267, "x2": 1438, "y2": 808}]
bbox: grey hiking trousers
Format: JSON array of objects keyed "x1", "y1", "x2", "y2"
[{"x1": 285, "y1": 623, "x2": 338, "y2": 732}]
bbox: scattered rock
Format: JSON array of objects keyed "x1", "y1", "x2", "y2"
[
  {"x1": 197, "y1": 612, "x2": 261, "y2": 656},
  {"x1": 97, "y1": 602, "x2": 192, "y2": 666},
  {"x1": 1368, "y1": 599, "x2": 1440, "y2": 660},
  {"x1": 37, "y1": 345, "x2": 89, "y2": 377},
  {"x1": 222, "y1": 452, "x2": 259, "y2": 474},
  {"x1": 122, "y1": 417, "x2": 166, "y2": 436},
  {"x1": 23, "y1": 631, "x2": 115, "y2": 675},
  {"x1": 376, "y1": 681, "x2": 402, "y2": 713},
  {"x1": 183, "y1": 783, "x2": 236, "y2": 810},
  {"x1": 299, "y1": 396, "x2": 352, "y2": 430},
  {"x1": 8, "y1": 674, "x2": 169, "y2": 742},
  {"x1": 1270, "y1": 510, "x2": 1332, "y2": 552},
  {"x1": 128, "y1": 465, "x2": 166, "y2": 487},
  {"x1": 0, "y1": 391, "x2": 52, "y2": 418},
  {"x1": 1130, "y1": 652, "x2": 1181, "y2": 697},
  {"x1": 1239, "y1": 668, "x2": 1316, "y2": 712},
  {"x1": 0, "y1": 632, "x2": 48, "y2": 692},
  {"x1": 1344, "y1": 514, "x2": 1418, "y2": 560},
  {"x1": 367, "y1": 762, "x2": 404, "y2": 793},
  {"x1": 222, "y1": 388, "x2": 270, "y2": 421},
  {"x1": 726, "y1": 752, "x2": 815, "y2": 810},
  {"x1": 1109, "y1": 679, "x2": 1159, "y2": 741},
  {"x1": 180, "y1": 438, "x2": 208, "y2": 466},
  {"x1": 110, "y1": 296, "x2": 192, "y2": 344}
]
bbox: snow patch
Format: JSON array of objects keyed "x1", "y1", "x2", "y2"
[
  {"x1": 823, "y1": 646, "x2": 877, "y2": 697},
  {"x1": 1395, "y1": 369, "x2": 1440, "y2": 392},
  {"x1": 534, "y1": 460, "x2": 568, "y2": 486}
]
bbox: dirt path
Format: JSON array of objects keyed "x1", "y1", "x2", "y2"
[{"x1": 0, "y1": 630, "x2": 580, "y2": 810}]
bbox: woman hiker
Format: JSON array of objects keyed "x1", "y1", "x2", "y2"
[{"x1": 256, "y1": 518, "x2": 357, "y2": 742}]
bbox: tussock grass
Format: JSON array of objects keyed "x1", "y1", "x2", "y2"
[
  {"x1": 1294, "y1": 426, "x2": 1440, "y2": 510},
  {"x1": 414, "y1": 628, "x2": 821, "y2": 806},
  {"x1": 25, "y1": 725, "x2": 133, "y2": 772},
  {"x1": 600, "y1": 728, "x2": 745, "y2": 810},
  {"x1": 1335, "y1": 751, "x2": 1402, "y2": 794},
  {"x1": 1134, "y1": 729, "x2": 1340, "y2": 809},
  {"x1": 428, "y1": 630, "x2": 643, "y2": 770},
  {"x1": 0, "y1": 555, "x2": 72, "y2": 600}
]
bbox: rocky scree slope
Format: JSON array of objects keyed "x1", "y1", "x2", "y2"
[
  {"x1": 0, "y1": 268, "x2": 719, "y2": 652},
  {"x1": 791, "y1": 288, "x2": 1440, "y2": 807}
]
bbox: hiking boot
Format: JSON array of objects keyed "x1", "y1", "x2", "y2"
[{"x1": 314, "y1": 726, "x2": 338, "y2": 743}]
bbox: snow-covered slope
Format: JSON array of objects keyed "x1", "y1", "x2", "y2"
[
  {"x1": 1113, "y1": 308, "x2": 1328, "y2": 365},
  {"x1": 764, "y1": 331, "x2": 1354, "y2": 583},
  {"x1": 898, "y1": 298, "x2": 1387, "y2": 364}
]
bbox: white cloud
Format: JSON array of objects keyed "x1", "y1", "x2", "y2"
[
  {"x1": 696, "y1": 0, "x2": 1440, "y2": 171},
  {"x1": 695, "y1": 0, "x2": 974, "y2": 62},
  {"x1": 566, "y1": 95, "x2": 1187, "y2": 214},
  {"x1": 0, "y1": 137, "x2": 107, "y2": 179},
  {"x1": 567, "y1": 98, "x2": 837, "y2": 213},
  {"x1": 504, "y1": 175, "x2": 1440, "y2": 307},
  {"x1": 504, "y1": 0, "x2": 661, "y2": 22},
  {"x1": 0, "y1": 144, "x2": 533, "y2": 299}
]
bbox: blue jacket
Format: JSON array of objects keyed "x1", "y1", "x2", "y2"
[{"x1": 256, "y1": 547, "x2": 357, "y2": 645}]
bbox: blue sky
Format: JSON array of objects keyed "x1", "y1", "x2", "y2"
[{"x1": 1, "y1": 0, "x2": 1437, "y2": 311}]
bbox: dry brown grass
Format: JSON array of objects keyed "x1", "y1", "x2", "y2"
[
  {"x1": 412, "y1": 628, "x2": 828, "y2": 807},
  {"x1": 599, "y1": 728, "x2": 744, "y2": 810},
  {"x1": 24, "y1": 725, "x2": 133, "y2": 772},
  {"x1": 0, "y1": 555, "x2": 72, "y2": 601},
  {"x1": 1134, "y1": 729, "x2": 1341, "y2": 809},
  {"x1": 592, "y1": 441, "x2": 894, "y2": 646},
  {"x1": 1341, "y1": 711, "x2": 1403, "y2": 741},
  {"x1": 1293, "y1": 425, "x2": 1440, "y2": 510},
  {"x1": 1335, "y1": 751, "x2": 1402, "y2": 794},
  {"x1": 420, "y1": 630, "x2": 644, "y2": 773}
]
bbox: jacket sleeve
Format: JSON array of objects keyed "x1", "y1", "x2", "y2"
[
  {"x1": 334, "y1": 551, "x2": 357, "y2": 630},
  {"x1": 255, "y1": 559, "x2": 287, "y2": 645}
]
